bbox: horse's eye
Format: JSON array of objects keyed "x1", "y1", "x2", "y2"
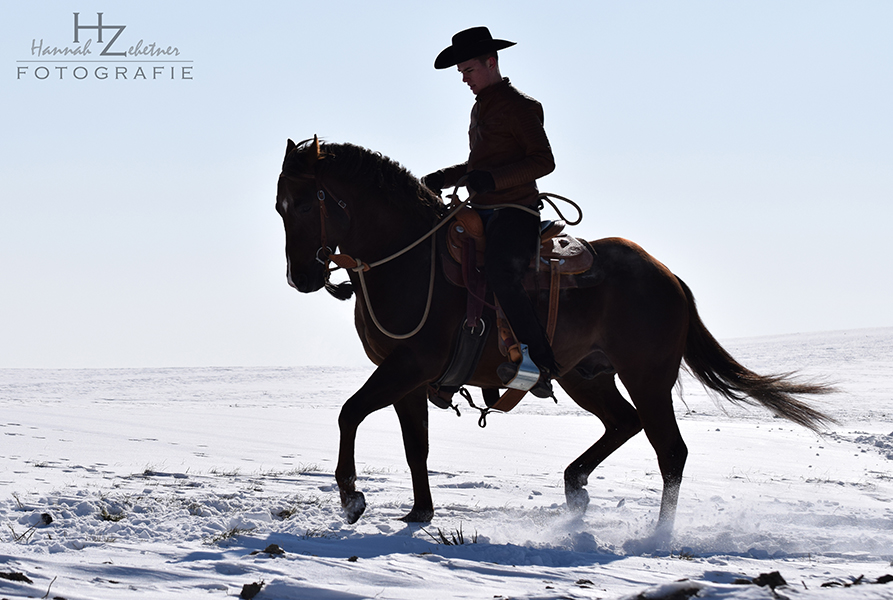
[{"x1": 299, "y1": 202, "x2": 313, "y2": 214}]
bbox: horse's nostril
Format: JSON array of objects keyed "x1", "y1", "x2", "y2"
[
  {"x1": 291, "y1": 273, "x2": 308, "y2": 290},
  {"x1": 287, "y1": 257, "x2": 309, "y2": 290}
]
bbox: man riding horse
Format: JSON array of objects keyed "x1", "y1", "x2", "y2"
[
  {"x1": 276, "y1": 28, "x2": 835, "y2": 533},
  {"x1": 422, "y1": 26, "x2": 558, "y2": 399}
]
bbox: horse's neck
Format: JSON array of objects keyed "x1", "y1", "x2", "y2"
[{"x1": 340, "y1": 190, "x2": 436, "y2": 261}]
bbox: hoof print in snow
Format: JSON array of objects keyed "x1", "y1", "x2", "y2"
[
  {"x1": 753, "y1": 571, "x2": 787, "y2": 589},
  {"x1": 250, "y1": 544, "x2": 285, "y2": 557},
  {"x1": 632, "y1": 580, "x2": 701, "y2": 599},
  {"x1": 239, "y1": 580, "x2": 264, "y2": 599},
  {"x1": 0, "y1": 572, "x2": 34, "y2": 584},
  {"x1": 734, "y1": 571, "x2": 787, "y2": 590},
  {"x1": 821, "y1": 574, "x2": 893, "y2": 587}
]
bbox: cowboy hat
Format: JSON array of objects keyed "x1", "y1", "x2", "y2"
[{"x1": 434, "y1": 26, "x2": 516, "y2": 69}]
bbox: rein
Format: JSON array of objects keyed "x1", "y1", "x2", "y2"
[
  {"x1": 467, "y1": 192, "x2": 584, "y2": 225},
  {"x1": 314, "y1": 177, "x2": 583, "y2": 341},
  {"x1": 315, "y1": 179, "x2": 472, "y2": 340}
]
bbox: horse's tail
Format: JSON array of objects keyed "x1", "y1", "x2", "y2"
[{"x1": 676, "y1": 276, "x2": 837, "y2": 432}]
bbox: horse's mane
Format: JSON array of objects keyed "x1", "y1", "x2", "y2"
[{"x1": 284, "y1": 139, "x2": 446, "y2": 220}]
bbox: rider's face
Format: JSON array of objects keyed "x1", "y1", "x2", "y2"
[{"x1": 458, "y1": 57, "x2": 498, "y2": 95}]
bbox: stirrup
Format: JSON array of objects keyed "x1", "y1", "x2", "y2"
[{"x1": 498, "y1": 344, "x2": 541, "y2": 392}]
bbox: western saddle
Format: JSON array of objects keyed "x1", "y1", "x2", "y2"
[{"x1": 430, "y1": 206, "x2": 598, "y2": 415}]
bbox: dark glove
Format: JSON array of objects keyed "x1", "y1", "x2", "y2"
[
  {"x1": 466, "y1": 170, "x2": 495, "y2": 194},
  {"x1": 420, "y1": 171, "x2": 445, "y2": 194}
]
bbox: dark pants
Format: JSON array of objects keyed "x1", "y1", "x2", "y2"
[{"x1": 481, "y1": 207, "x2": 557, "y2": 373}]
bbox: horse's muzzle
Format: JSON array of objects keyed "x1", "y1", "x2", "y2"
[{"x1": 287, "y1": 259, "x2": 325, "y2": 293}]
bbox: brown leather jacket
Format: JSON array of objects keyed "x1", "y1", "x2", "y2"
[{"x1": 440, "y1": 78, "x2": 555, "y2": 207}]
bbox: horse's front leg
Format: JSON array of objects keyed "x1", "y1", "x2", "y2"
[
  {"x1": 335, "y1": 347, "x2": 430, "y2": 524},
  {"x1": 393, "y1": 387, "x2": 433, "y2": 522}
]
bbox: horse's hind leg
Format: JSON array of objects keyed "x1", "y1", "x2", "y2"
[
  {"x1": 558, "y1": 371, "x2": 643, "y2": 511},
  {"x1": 393, "y1": 388, "x2": 433, "y2": 522},
  {"x1": 624, "y1": 379, "x2": 688, "y2": 538}
]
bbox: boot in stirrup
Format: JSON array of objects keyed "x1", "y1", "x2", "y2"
[{"x1": 496, "y1": 344, "x2": 554, "y2": 399}]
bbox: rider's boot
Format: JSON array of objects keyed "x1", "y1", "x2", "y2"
[{"x1": 497, "y1": 344, "x2": 556, "y2": 399}]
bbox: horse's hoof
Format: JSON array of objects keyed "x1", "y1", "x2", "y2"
[
  {"x1": 566, "y1": 487, "x2": 590, "y2": 512},
  {"x1": 342, "y1": 491, "x2": 366, "y2": 524},
  {"x1": 399, "y1": 507, "x2": 434, "y2": 523}
]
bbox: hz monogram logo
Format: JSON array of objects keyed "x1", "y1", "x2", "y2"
[
  {"x1": 73, "y1": 12, "x2": 126, "y2": 56},
  {"x1": 17, "y1": 11, "x2": 190, "y2": 81}
]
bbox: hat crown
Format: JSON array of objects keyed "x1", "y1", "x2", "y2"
[{"x1": 452, "y1": 26, "x2": 495, "y2": 47}]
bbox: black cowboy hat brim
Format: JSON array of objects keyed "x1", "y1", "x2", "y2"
[{"x1": 434, "y1": 37, "x2": 516, "y2": 69}]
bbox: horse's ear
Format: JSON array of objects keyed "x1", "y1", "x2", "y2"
[
  {"x1": 285, "y1": 138, "x2": 296, "y2": 158},
  {"x1": 310, "y1": 134, "x2": 322, "y2": 162}
]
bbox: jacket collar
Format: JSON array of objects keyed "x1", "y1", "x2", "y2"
[{"x1": 475, "y1": 77, "x2": 511, "y2": 99}]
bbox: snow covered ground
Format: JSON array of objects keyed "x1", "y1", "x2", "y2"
[{"x1": 1, "y1": 327, "x2": 892, "y2": 599}]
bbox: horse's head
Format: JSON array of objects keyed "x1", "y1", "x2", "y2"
[
  {"x1": 277, "y1": 136, "x2": 444, "y2": 299},
  {"x1": 276, "y1": 137, "x2": 350, "y2": 296}
]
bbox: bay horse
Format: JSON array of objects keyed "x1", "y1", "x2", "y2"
[{"x1": 276, "y1": 137, "x2": 834, "y2": 540}]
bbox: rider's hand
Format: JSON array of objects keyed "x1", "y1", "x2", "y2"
[
  {"x1": 466, "y1": 170, "x2": 495, "y2": 194},
  {"x1": 421, "y1": 171, "x2": 445, "y2": 194}
]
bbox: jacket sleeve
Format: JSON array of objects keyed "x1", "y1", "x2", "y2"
[
  {"x1": 440, "y1": 162, "x2": 469, "y2": 189},
  {"x1": 487, "y1": 99, "x2": 555, "y2": 190}
]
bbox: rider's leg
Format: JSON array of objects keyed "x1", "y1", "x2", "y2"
[{"x1": 483, "y1": 207, "x2": 557, "y2": 394}]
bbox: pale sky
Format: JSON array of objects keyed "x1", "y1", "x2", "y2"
[{"x1": 2, "y1": 1, "x2": 891, "y2": 368}]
